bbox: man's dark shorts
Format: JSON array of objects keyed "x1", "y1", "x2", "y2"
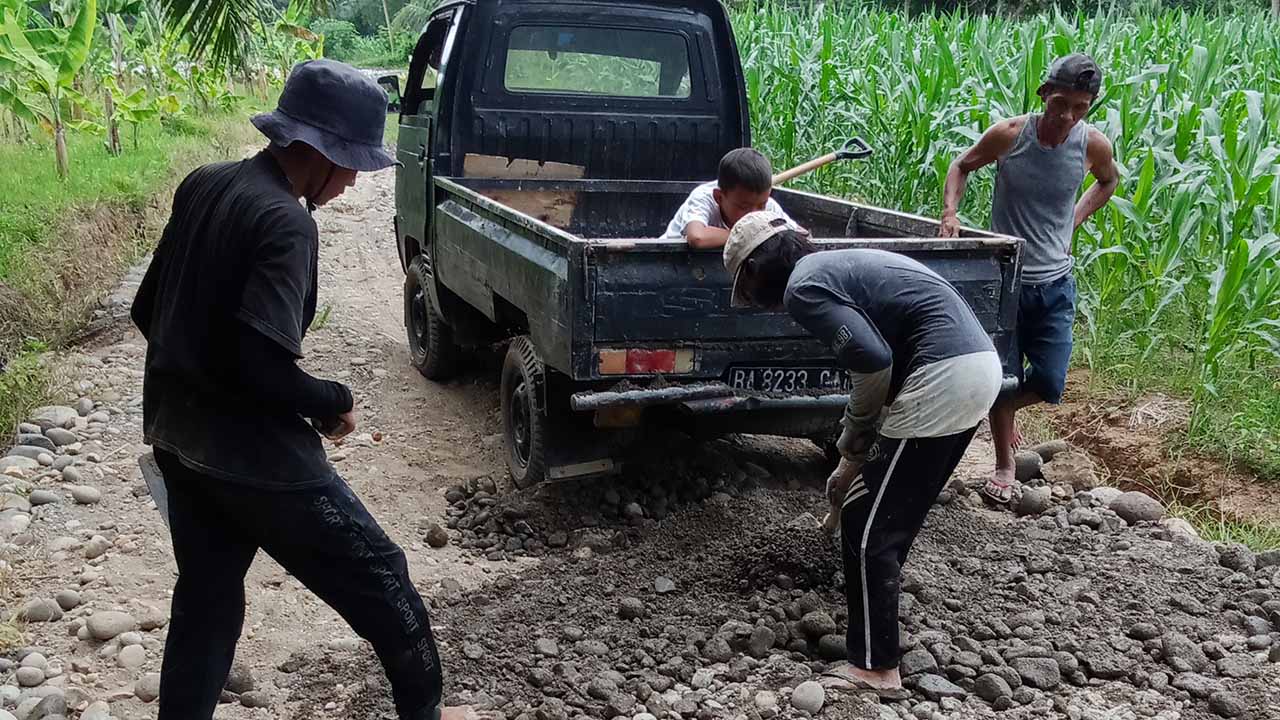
[{"x1": 1005, "y1": 274, "x2": 1075, "y2": 404}]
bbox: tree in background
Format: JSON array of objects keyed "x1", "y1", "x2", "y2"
[{"x1": 0, "y1": 0, "x2": 100, "y2": 177}]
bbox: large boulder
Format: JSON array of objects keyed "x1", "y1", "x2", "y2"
[{"x1": 1109, "y1": 491, "x2": 1164, "y2": 524}]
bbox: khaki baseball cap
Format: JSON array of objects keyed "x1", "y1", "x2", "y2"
[{"x1": 724, "y1": 210, "x2": 806, "y2": 308}]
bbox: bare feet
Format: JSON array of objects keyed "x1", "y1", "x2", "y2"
[{"x1": 820, "y1": 662, "x2": 909, "y2": 699}]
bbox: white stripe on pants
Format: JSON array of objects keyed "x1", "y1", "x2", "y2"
[{"x1": 856, "y1": 440, "x2": 907, "y2": 669}]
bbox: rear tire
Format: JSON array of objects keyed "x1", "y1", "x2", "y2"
[
  {"x1": 405, "y1": 256, "x2": 458, "y2": 381},
  {"x1": 502, "y1": 336, "x2": 548, "y2": 489}
]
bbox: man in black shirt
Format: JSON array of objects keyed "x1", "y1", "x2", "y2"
[
  {"x1": 724, "y1": 211, "x2": 1002, "y2": 698},
  {"x1": 132, "y1": 60, "x2": 467, "y2": 720}
]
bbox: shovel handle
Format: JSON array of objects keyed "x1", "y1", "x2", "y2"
[
  {"x1": 773, "y1": 153, "x2": 838, "y2": 186},
  {"x1": 772, "y1": 137, "x2": 873, "y2": 186}
]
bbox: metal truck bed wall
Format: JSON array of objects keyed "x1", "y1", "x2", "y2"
[{"x1": 436, "y1": 177, "x2": 1021, "y2": 383}]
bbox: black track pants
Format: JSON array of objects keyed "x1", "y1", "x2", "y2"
[
  {"x1": 154, "y1": 449, "x2": 442, "y2": 720},
  {"x1": 839, "y1": 428, "x2": 978, "y2": 670}
]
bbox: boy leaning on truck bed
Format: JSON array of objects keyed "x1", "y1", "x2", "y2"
[{"x1": 662, "y1": 148, "x2": 796, "y2": 248}]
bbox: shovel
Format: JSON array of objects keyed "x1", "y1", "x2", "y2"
[
  {"x1": 772, "y1": 137, "x2": 873, "y2": 186},
  {"x1": 138, "y1": 452, "x2": 171, "y2": 530}
]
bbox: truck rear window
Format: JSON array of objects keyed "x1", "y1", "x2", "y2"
[{"x1": 504, "y1": 26, "x2": 691, "y2": 98}]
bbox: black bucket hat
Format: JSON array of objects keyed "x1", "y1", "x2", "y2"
[{"x1": 252, "y1": 59, "x2": 397, "y2": 172}]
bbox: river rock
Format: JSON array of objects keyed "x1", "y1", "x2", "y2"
[
  {"x1": 54, "y1": 590, "x2": 81, "y2": 611},
  {"x1": 75, "y1": 398, "x2": 94, "y2": 416},
  {"x1": 817, "y1": 634, "x2": 845, "y2": 661},
  {"x1": 79, "y1": 702, "x2": 111, "y2": 720},
  {"x1": 118, "y1": 645, "x2": 146, "y2": 669},
  {"x1": 1171, "y1": 672, "x2": 1219, "y2": 699},
  {"x1": 18, "y1": 599, "x2": 63, "y2": 623},
  {"x1": 901, "y1": 648, "x2": 938, "y2": 676},
  {"x1": 0, "y1": 457, "x2": 38, "y2": 473},
  {"x1": 1010, "y1": 657, "x2": 1060, "y2": 689},
  {"x1": 790, "y1": 681, "x2": 824, "y2": 713},
  {"x1": 15, "y1": 435, "x2": 55, "y2": 452},
  {"x1": 87, "y1": 611, "x2": 137, "y2": 641},
  {"x1": 27, "y1": 490, "x2": 60, "y2": 506},
  {"x1": 1, "y1": 489, "x2": 33, "y2": 512},
  {"x1": 425, "y1": 524, "x2": 449, "y2": 548},
  {"x1": 798, "y1": 611, "x2": 837, "y2": 639},
  {"x1": 1089, "y1": 486, "x2": 1123, "y2": 506},
  {"x1": 654, "y1": 576, "x2": 676, "y2": 594},
  {"x1": 618, "y1": 597, "x2": 645, "y2": 620},
  {"x1": 240, "y1": 691, "x2": 271, "y2": 708},
  {"x1": 1017, "y1": 487, "x2": 1052, "y2": 516},
  {"x1": 225, "y1": 663, "x2": 254, "y2": 693},
  {"x1": 974, "y1": 673, "x2": 1012, "y2": 702},
  {"x1": 1208, "y1": 691, "x2": 1246, "y2": 718},
  {"x1": 1030, "y1": 439, "x2": 1072, "y2": 463},
  {"x1": 84, "y1": 536, "x2": 110, "y2": 559},
  {"x1": 1217, "y1": 544, "x2": 1256, "y2": 573},
  {"x1": 916, "y1": 674, "x2": 967, "y2": 701},
  {"x1": 1014, "y1": 451, "x2": 1043, "y2": 482},
  {"x1": 1042, "y1": 451, "x2": 1098, "y2": 491},
  {"x1": 1109, "y1": 491, "x2": 1164, "y2": 524},
  {"x1": 26, "y1": 695, "x2": 65, "y2": 719},
  {"x1": 1162, "y1": 633, "x2": 1210, "y2": 673},
  {"x1": 135, "y1": 674, "x2": 161, "y2": 702},
  {"x1": 15, "y1": 666, "x2": 44, "y2": 687},
  {"x1": 30, "y1": 406, "x2": 77, "y2": 430},
  {"x1": 70, "y1": 486, "x2": 102, "y2": 505},
  {"x1": 44, "y1": 429, "x2": 77, "y2": 447}
]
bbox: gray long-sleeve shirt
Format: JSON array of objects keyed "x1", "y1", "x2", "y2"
[{"x1": 784, "y1": 249, "x2": 1000, "y2": 442}]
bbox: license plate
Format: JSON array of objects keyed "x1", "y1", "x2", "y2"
[{"x1": 727, "y1": 367, "x2": 852, "y2": 394}]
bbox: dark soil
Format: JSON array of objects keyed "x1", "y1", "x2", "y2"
[{"x1": 282, "y1": 439, "x2": 1280, "y2": 720}]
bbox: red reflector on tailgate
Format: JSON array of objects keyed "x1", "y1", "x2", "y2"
[{"x1": 626, "y1": 349, "x2": 676, "y2": 374}]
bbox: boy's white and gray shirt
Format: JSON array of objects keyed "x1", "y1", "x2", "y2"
[{"x1": 660, "y1": 181, "x2": 794, "y2": 240}]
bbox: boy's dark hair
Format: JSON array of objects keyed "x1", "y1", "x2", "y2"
[
  {"x1": 718, "y1": 148, "x2": 773, "y2": 194},
  {"x1": 744, "y1": 229, "x2": 817, "y2": 308}
]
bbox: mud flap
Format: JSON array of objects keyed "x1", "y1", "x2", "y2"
[
  {"x1": 544, "y1": 422, "x2": 624, "y2": 482},
  {"x1": 138, "y1": 452, "x2": 171, "y2": 530}
]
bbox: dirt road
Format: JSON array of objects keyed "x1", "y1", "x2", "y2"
[{"x1": 2, "y1": 170, "x2": 1278, "y2": 720}]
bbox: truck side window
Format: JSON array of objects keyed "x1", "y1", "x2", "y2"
[
  {"x1": 403, "y1": 15, "x2": 453, "y2": 116},
  {"x1": 503, "y1": 26, "x2": 691, "y2": 98}
]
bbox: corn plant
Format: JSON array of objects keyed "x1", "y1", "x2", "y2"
[{"x1": 732, "y1": 0, "x2": 1280, "y2": 444}]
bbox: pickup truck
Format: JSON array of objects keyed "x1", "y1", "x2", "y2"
[{"x1": 393, "y1": 0, "x2": 1022, "y2": 488}]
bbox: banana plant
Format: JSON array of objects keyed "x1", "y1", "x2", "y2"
[{"x1": 0, "y1": 0, "x2": 99, "y2": 178}]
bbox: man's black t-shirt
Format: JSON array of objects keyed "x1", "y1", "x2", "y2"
[{"x1": 132, "y1": 151, "x2": 343, "y2": 488}]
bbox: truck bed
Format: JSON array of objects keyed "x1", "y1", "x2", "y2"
[{"x1": 434, "y1": 176, "x2": 1021, "y2": 383}]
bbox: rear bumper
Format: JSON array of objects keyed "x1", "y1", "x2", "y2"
[{"x1": 571, "y1": 376, "x2": 1019, "y2": 412}]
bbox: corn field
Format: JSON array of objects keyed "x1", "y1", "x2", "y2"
[{"x1": 733, "y1": 1, "x2": 1280, "y2": 468}]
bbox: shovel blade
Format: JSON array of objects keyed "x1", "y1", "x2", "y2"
[{"x1": 138, "y1": 452, "x2": 171, "y2": 529}]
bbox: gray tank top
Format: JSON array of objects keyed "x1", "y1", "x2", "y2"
[{"x1": 990, "y1": 114, "x2": 1089, "y2": 285}]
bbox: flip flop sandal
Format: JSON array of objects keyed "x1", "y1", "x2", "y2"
[
  {"x1": 819, "y1": 669, "x2": 912, "y2": 700},
  {"x1": 981, "y1": 478, "x2": 1015, "y2": 504}
]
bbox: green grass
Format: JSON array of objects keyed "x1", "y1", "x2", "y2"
[
  {"x1": 0, "y1": 97, "x2": 269, "y2": 429},
  {"x1": 0, "y1": 348, "x2": 52, "y2": 441},
  {"x1": 0, "y1": 107, "x2": 267, "y2": 282},
  {"x1": 1171, "y1": 503, "x2": 1280, "y2": 551}
]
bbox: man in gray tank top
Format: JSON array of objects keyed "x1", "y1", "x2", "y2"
[{"x1": 939, "y1": 54, "x2": 1119, "y2": 503}]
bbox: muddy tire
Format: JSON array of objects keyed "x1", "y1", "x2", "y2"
[
  {"x1": 502, "y1": 336, "x2": 548, "y2": 489},
  {"x1": 405, "y1": 256, "x2": 458, "y2": 381}
]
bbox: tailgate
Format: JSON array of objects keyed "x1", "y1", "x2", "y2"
[
  {"x1": 588, "y1": 244, "x2": 807, "y2": 342},
  {"x1": 588, "y1": 238, "x2": 1016, "y2": 344}
]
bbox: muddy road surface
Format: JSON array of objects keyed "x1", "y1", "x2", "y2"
[{"x1": 2, "y1": 171, "x2": 1278, "y2": 720}]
